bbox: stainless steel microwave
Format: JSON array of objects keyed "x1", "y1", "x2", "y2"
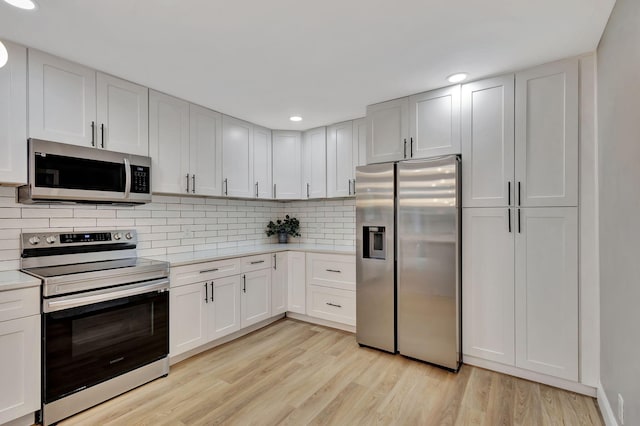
[{"x1": 18, "y1": 139, "x2": 152, "y2": 205}]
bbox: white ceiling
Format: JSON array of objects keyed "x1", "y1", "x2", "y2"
[{"x1": 0, "y1": 0, "x2": 615, "y2": 131}]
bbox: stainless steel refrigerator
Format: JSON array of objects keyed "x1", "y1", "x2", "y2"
[{"x1": 355, "y1": 155, "x2": 461, "y2": 371}]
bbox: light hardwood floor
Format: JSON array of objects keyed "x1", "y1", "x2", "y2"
[{"x1": 60, "y1": 319, "x2": 603, "y2": 425}]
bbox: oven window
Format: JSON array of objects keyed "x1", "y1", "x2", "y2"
[
  {"x1": 44, "y1": 290, "x2": 168, "y2": 403},
  {"x1": 35, "y1": 154, "x2": 126, "y2": 192}
]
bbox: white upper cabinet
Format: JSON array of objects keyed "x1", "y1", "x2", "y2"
[
  {"x1": 462, "y1": 75, "x2": 515, "y2": 207},
  {"x1": 272, "y1": 131, "x2": 302, "y2": 199},
  {"x1": 28, "y1": 49, "x2": 97, "y2": 147},
  {"x1": 515, "y1": 59, "x2": 578, "y2": 207},
  {"x1": 96, "y1": 72, "x2": 149, "y2": 155},
  {"x1": 353, "y1": 118, "x2": 367, "y2": 167},
  {"x1": 149, "y1": 90, "x2": 190, "y2": 194},
  {"x1": 366, "y1": 97, "x2": 409, "y2": 164},
  {"x1": 190, "y1": 104, "x2": 223, "y2": 196},
  {"x1": 327, "y1": 121, "x2": 356, "y2": 197},
  {"x1": 0, "y1": 41, "x2": 27, "y2": 185},
  {"x1": 253, "y1": 125, "x2": 272, "y2": 199},
  {"x1": 222, "y1": 115, "x2": 254, "y2": 198},
  {"x1": 515, "y1": 207, "x2": 578, "y2": 381},
  {"x1": 462, "y1": 208, "x2": 515, "y2": 365},
  {"x1": 302, "y1": 127, "x2": 327, "y2": 199},
  {"x1": 408, "y1": 85, "x2": 461, "y2": 159}
]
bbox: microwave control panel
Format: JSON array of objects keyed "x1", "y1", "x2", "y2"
[{"x1": 131, "y1": 165, "x2": 150, "y2": 194}]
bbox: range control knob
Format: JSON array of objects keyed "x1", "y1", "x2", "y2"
[
  {"x1": 28, "y1": 236, "x2": 41, "y2": 245},
  {"x1": 46, "y1": 236, "x2": 57, "y2": 244},
  {"x1": 125, "y1": 232, "x2": 133, "y2": 240},
  {"x1": 113, "y1": 233, "x2": 122, "y2": 240}
]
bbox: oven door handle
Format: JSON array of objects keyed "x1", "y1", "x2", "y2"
[
  {"x1": 43, "y1": 278, "x2": 169, "y2": 313},
  {"x1": 124, "y1": 157, "x2": 132, "y2": 199}
]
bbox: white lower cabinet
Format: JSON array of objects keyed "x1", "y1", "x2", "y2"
[
  {"x1": 208, "y1": 276, "x2": 242, "y2": 341},
  {"x1": 241, "y1": 269, "x2": 272, "y2": 328},
  {"x1": 462, "y1": 207, "x2": 578, "y2": 381},
  {"x1": 305, "y1": 253, "x2": 356, "y2": 326},
  {"x1": 287, "y1": 251, "x2": 306, "y2": 315},
  {"x1": 170, "y1": 282, "x2": 208, "y2": 356},
  {"x1": 271, "y1": 252, "x2": 288, "y2": 315},
  {"x1": 307, "y1": 285, "x2": 356, "y2": 326},
  {"x1": 0, "y1": 288, "x2": 40, "y2": 425}
]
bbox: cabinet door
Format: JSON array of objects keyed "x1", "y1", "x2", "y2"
[
  {"x1": 28, "y1": 49, "x2": 96, "y2": 147},
  {"x1": 222, "y1": 115, "x2": 254, "y2": 198},
  {"x1": 353, "y1": 118, "x2": 367, "y2": 167},
  {"x1": 241, "y1": 270, "x2": 272, "y2": 327},
  {"x1": 462, "y1": 75, "x2": 515, "y2": 207},
  {"x1": 462, "y1": 208, "x2": 515, "y2": 365},
  {"x1": 515, "y1": 207, "x2": 578, "y2": 381},
  {"x1": 96, "y1": 72, "x2": 149, "y2": 155},
  {"x1": 170, "y1": 282, "x2": 207, "y2": 356},
  {"x1": 149, "y1": 90, "x2": 190, "y2": 194},
  {"x1": 365, "y1": 97, "x2": 409, "y2": 164},
  {"x1": 190, "y1": 104, "x2": 222, "y2": 196},
  {"x1": 302, "y1": 127, "x2": 327, "y2": 199},
  {"x1": 515, "y1": 59, "x2": 578, "y2": 207},
  {"x1": 272, "y1": 131, "x2": 302, "y2": 199},
  {"x1": 271, "y1": 252, "x2": 288, "y2": 315},
  {"x1": 0, "y1": 315, "x2": 40, "y2": 425},
  {"x1": 287, "y1": 251, "x2": 306, "y2": 314},
  {"x1": 253, "y1": 125, "x2": 272, "y2": 199},
  {"x1": 0, "y1": 41, "x2": 27, "y2": 185},
  {"x1": 208, "y1": 275, "x2": 241, "y2": 341},
  {"x1": 409, "y1": 85, "x2": 461, "y2": 159},
  {"x1": 327, "y1": 121, "x2": 355, "y2": 198}
]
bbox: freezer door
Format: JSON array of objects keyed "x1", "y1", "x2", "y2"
[
  {"x1": 397, "y1": 156, "x2": 461, "y2": 370},
  {"x1": 355, "y1": 162, "x2": 396, "y2": 353}
]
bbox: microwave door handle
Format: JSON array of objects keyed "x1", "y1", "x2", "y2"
[{"x1": 124, "y1": 158, "x2": 131, "y2": 198}]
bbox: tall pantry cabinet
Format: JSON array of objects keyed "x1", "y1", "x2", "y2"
[{"x1": 461, "y1": 58, "x2": 580, "y2": 382}]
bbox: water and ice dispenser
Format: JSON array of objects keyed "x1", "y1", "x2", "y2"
[{"x1": 363, "y1": 226, "x2": 386, "y2": 260}]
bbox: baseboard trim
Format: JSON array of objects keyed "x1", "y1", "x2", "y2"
[
  {"x1": 597, "y1": 382, "x2": 619, "y2": 426},
  {"x1": 464, "y1": 355, "x2": 596, "y2": 396},
  {"x1": 286, "y1": 312, "x2": 355, "y2": 333},
  {"x1": 169, "y1": 314, "x2": 285, "y2": 365}
]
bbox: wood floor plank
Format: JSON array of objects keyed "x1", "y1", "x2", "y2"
[{"x1": 59, "y1": 319, "x2": 603, "y2": 426}]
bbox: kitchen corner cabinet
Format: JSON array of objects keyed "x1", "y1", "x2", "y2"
[
  {"x1": 190, "y1": 104, "x2": 223, "y2": 196},
  {"x1": 515, "y1": 58, "x2": 578, "y2": 207},
  {"x1": 302, "y1": 127, "x2": 327, "y2": 199},
  {"x1": 461, "y1": 75, "x2": 515, "y2": 207},
  {"x1": 0, "y1": 287, "x2": 41, "y2": 425},
  {"x1": 222, "y1": 115, "x2": 254, "y2": 198},
  {"x1": 272, "y1": 131, "x2": 302, "y2": 199},
  {"x1": 271, "y1": 252, "x2": 288, "y2": 315},
  {"x1": 253, "y1": 125, "x2": 273, "y2": 199},
  {"x1": 241, "y1": 269, "x2": 272, "y2": 328},
  {"x1": 149, "y1": 90, "x2": 190, "y2": 194},
  {"x1": 287, "y1": 251, "x2": 306, "y2": 314},
  {"x1": 366, "y1": 97, "x2": 409, "y2": 164},
  {"x1": 327, "y1": 121, "x2": 357, "y2": 197},
  {"x1": 0, "y1": 41, "x2": 27, "y2": 185},
  {"x1": 408, "y1": 85, "x2": 461, "y2": 159},
  {"x1": 28, "y1": 50, "x2": 149, "y2": 155}
]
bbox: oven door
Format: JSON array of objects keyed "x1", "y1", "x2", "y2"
[{"x1": 43, "y1": 279, "x2": 169, "y2": 404}]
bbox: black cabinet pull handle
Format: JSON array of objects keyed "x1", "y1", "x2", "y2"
[
  {"x1": 192, "y1": 175, "x2": 196, "y2": 194},
  {"x1": 508, "y1": 181, "x2": 511, "y2": 205},
  {"x1": 410, "y1": 137, "x2": 413, "y2": 157},
  {"x1": 326, "y1": 269, "x2": 341, "y2": 273},
  {"x1": 199, "y1": 268, "x2": 219, "y2": 274},
  {"x1": 242, "y1": 275, "x2": 246, "y2": 293},
  {"x1": 518, "y1": 181, "x2": 521, "y2": 206},
  {"x1": 224, "y1": 178, "x2": 228, "y2": 196},
  {"x1": 518, "y1": 209, "x2": 521, "y2": 233},
  {"x1": 210, "y1": 282, "x2": 214, "y2": 302},
  {"x1": 100, "y1": 123, "x2": 105, "y2": 148},
  {"x1": 250, "y1": 260, "x2": 265, "y2": 265},
  {"x1": 273, "y1": 254, "x2": 277, "y2": 270},
  {"x1": 255, "y1": 182, "x2": 259, "y2": 198},
  {"x1": 273, "y1": 183, "x2": 277, "y2": 198},
  {"x1": 403, "y1": 139, "x2": 407, "y2": 158},
  {"x1": 508, "y1": 208, "x2": 512, "y2": 233},
  {"x1": 307, "y1": 183, "x2": 310, "y2": 198},
  {"x1": 91, "y1": 121, "x2": 95, "y2": 146},
  {"x1": 186, "y1": 174, "x2": 190, "y2": 193},
  {"x1": 352, "y1": 179, "x2": 356, "y2": 195},
  {"x1": 204, "y1": 283, "x2": 208, "y2": 303},
  {"x1": 326, "y1": 302, "x2": 342, "y2": 308}
]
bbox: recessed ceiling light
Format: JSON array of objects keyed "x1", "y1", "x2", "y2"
[
  {"x1": 3, "y1": 0, "x2": 37, "y2": 10},
  {"x1": 0, "y1": 42, "x2": 7, "y2": 69},
  {"x1": 289, "y1": 116, "x2": 302, "y2": 122},
  {"x1": 447, "y1": 73, "x2": 468, "y2": 83}
]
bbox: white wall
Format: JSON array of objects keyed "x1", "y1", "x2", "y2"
[
  {"x1": 597, "y1": 0, "x2": 640, "y2": 423},
  {"x1": 0, "y1": 187, "x2": 355, "y2": 270}
]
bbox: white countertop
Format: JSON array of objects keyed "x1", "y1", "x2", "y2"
[
  {"x1": 0, "y1": 270, "x2": 42, "y2": 292},
  {"x1": 147, "y1": 243, "x2": 355, "y2": 267}
]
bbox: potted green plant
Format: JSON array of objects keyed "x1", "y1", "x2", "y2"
[{"x1": 265, "y1": 215, "x2": 301, "y2": 243}]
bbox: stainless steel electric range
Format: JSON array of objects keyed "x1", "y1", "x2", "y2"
[{"x1": 21, "y1": 230, "x2": 170, "y2": 426}]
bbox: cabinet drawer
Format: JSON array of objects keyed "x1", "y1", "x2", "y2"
[
  {"x1": 0, "y1": 287, "x2": 40, "y2": 322},
  {"x1": 241, "y1": 254, "x2": 272, "y2": 273},
  {"x1": 306, "y1": 253, "x2": 355, "y2": 291},
  {"x1": 307, "y1": 285, "x2": 355, "y2": 326},
  {"x1": 171, "y1": 258, "x2": 241, "y2": 288}
]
